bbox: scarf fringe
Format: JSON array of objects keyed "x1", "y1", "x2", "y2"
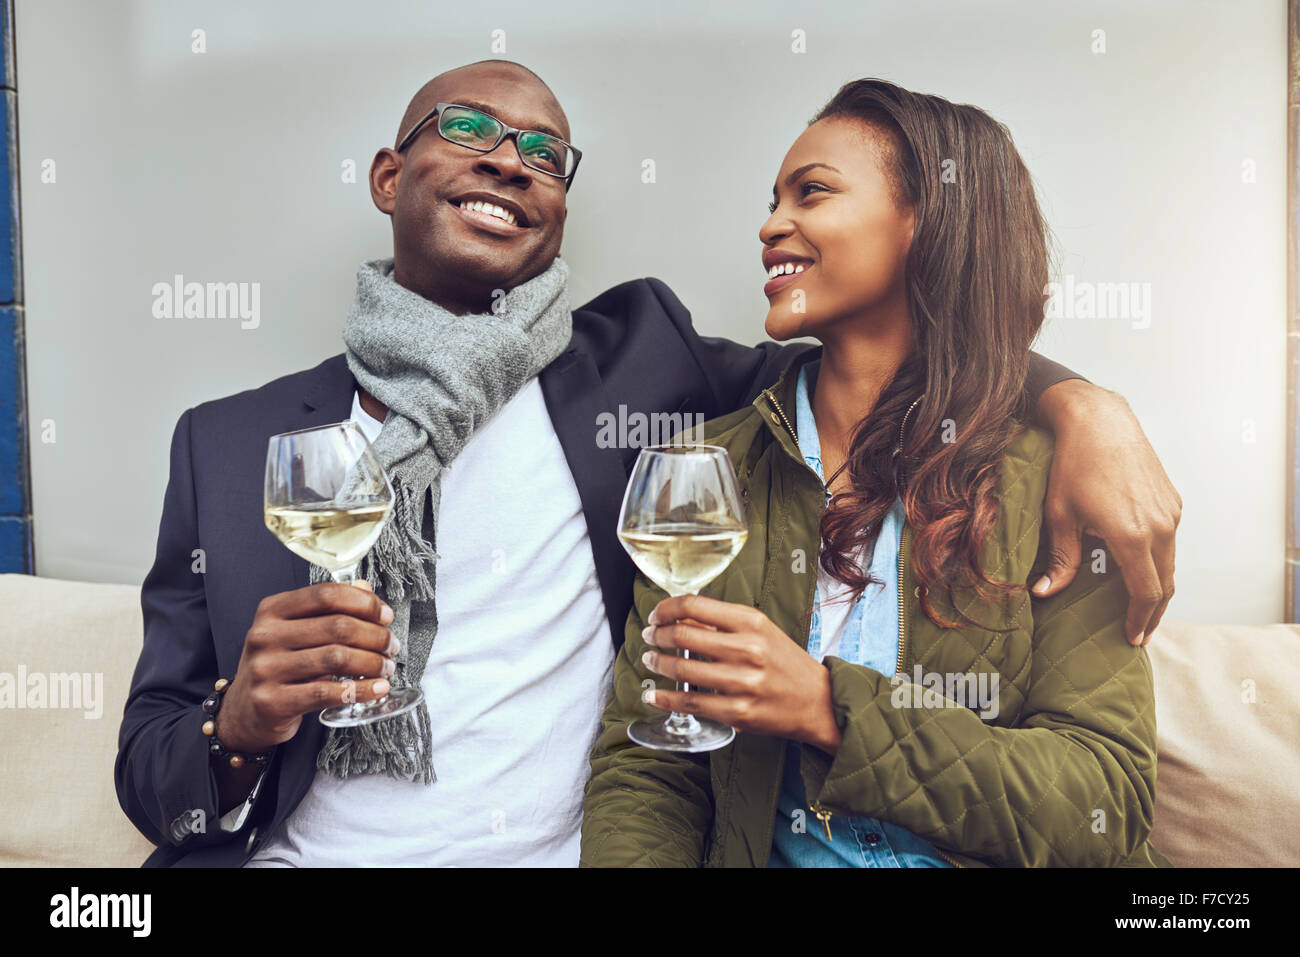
[
  {"x1": 363, "y1": 476, "x2": 438, "y2": 602},
  {"x1": 307, "y1": 475, "x2": 440, "y2": 782},
  {"x1": 315, "y1": 695, "x2": 436, "y2": 784},
  {"x1": 305, "y1": 476, "x2": 438, "y2": 599}
]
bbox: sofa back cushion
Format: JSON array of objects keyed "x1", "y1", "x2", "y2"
[
  {"x1": 2, "y1": 571, "x2": 1297, "y2": 868},
  {"x1": 1145, "y1": 619, "x2": 1300, "y2": 867},
  {"x1": 0, "y1": 573, "x2": 158, "y2": 867}
]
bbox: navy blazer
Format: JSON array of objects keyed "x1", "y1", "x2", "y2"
[
  {"x1": 116, "y1": 276, "x2": 1077, "y2": 866},
  {"x1": 115, "y1": 278, "x2": 804, "y2": 866}
]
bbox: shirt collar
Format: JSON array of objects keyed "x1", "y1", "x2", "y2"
[{"x1": 794, "y1": 359, "x2": 825, "y2": 485}]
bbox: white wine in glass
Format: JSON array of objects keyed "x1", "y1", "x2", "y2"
[
  {"x1": 264, "y1": 420, "x2": 423, "y2": 728},
  {"x1": 617, "y1": 444, "x2": 748, "y2": 752},
  {"x1": 264, "y1": 500, "x2": 393, "y2": 572},
  {"x1": 618, "y1": 524, "x2": 748, "y2": 597}
]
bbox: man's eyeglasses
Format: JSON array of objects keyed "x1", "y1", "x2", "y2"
[{"x1": 395, "y1": 102, "x2": 582, "y2": 190}]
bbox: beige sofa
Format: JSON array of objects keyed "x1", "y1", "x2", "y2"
[{"x1": 1, "y1": 571, "x2": 1297, "y2": 867}]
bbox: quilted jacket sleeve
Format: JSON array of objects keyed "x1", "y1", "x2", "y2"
[
  {"x1": 798, "y1": 482, "x2": 1158, "y2": 867},
  {"x1": 581, "y1": 573, "x2": 715, "y2": 867}
]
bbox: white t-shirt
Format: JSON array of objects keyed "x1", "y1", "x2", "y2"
[{"x1": 246, "y1": 379, "x2": 614, "y2": 866}]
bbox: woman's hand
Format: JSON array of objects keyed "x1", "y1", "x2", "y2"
[{"x1": 640, "y1": 594, "x2": 843, "y2": 755}]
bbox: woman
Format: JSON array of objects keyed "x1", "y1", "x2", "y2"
[{"x1": 580, "y1": 79, "x2": 1169, "y2": 868}]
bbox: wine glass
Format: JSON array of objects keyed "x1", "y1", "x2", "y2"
[
  {"x1": 264, "y1": 420, "x2": 424, "y2": 727},
  {"x1": 617, "y1": 444, "x2": 748, "y2": 752}
]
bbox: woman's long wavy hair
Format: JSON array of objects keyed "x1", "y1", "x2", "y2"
[{"x1": 812, "y1": 79, "x2": 1053, "y2": 629}]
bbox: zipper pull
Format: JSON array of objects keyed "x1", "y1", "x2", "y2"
[{"x1": 810, "y1": 802, "x2": 833, "y2": 841}]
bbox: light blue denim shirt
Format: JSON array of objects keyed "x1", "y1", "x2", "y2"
[{"x1": 768, "y1": 360, "x2": 952, "y2": 868}]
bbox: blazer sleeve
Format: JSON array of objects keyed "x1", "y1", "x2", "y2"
[
  {"x1": 796, "y1": 533, "x2": 1158, "y2": 867},
  {"x1": 1025, "y1": 352, "x2": 1089, "y2": 428},
  {"x1": 643, "y1": 277, "x2": 1085, "y2": 418},
  {"x1": 114, "y1": 407, "x2": 272, "y2": 852},
  {"x1": 580, "y1": 572, "x2": 714, "y2": 867},
  {"x1": 641, "y1": 278, "x2": 805, "y2": 412}
]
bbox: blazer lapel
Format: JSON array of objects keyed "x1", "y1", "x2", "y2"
[
  {"x1": 539, "y1": 342, "x2": 637, "y2": 651},
  {"x1": 284, "y1": 354, "x2": 359, "y2": 593},
  {"x1": 270, "y1": 353, "x2": 357, "y2": 827}
]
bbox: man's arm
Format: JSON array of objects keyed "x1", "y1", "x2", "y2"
[
  {"x1": 650, "y1": 277, "x2": 1082, "y2": 420},
  {"x1": 647, "y1": 277, "x2": 1178, "y2": 646},
  {"x1": 114, "y1": 408, "x2": 271, "y2": 851},
  {"x1": 1025, "y1": 352, "x2": 1086, "y2": 426},
  {"x1": 1032, "y1": 379, "x2": 1181, "y2": 646},
  {"x1": 1018, "y1": 357, "x2": 1182, "y2": 646},
  {"x1": 640, "y1": 278, "x2": 808, "y2": 414}
]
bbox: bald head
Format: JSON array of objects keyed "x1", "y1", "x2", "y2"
[
  {"x1": 373, "y1": 58, "x2": 572, "y2": 315},
  {"x1": 395, "y1": 60, "x2": 569, "y2": 150}
]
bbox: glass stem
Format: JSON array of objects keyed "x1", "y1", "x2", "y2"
[
  {"x1": 664, "y1": 589, "x2": 701, "y2": 735},
  {"x1": 329, "y1": 563, "x2": 382, "y2": 709}
]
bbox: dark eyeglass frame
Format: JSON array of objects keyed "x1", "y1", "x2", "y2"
[{"x1": 395, "y1": 101, "x2": 582, "y2": 190}]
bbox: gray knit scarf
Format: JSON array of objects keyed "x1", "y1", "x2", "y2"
[{"x1": 307, "y1": 255, "x2": 573, "y2": 784}]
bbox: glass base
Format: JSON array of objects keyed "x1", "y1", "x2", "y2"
[
  {"x1": 627, "y1": 713, "x2": 735, "y2": 752},
  {"x1": 319, "y1": 687, "x2": 424, "y2": 728}
]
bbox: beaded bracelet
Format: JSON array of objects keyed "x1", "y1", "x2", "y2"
[{"x1": 201, "y1": 678, "x2": 273, "y2": 769}]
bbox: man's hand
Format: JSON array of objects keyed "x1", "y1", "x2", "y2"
[
  {"x1": 216, "y1": 580, "x2": 397, "y2": 754},
  {"x1": 1034, "y1": 379, "x2": 1181, "y2": 646},
  {"x1": 638, "y1": 595, "x2": 843, "y2": 755}
]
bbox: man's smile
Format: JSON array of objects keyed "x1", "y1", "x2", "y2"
[{"x1": 447, "y1": 190, "x2": 532, "y2": 237}]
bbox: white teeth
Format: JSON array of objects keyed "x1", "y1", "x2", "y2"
[
  {"x1": 459, "y1": 200, "x2": 517, "y2": 226},
  {"x1": 767, "y1": 262, "x2": 808, "y2": 279}
]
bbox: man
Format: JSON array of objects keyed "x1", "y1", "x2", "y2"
[{"x1": 115, "y1": 60, "x2": 1180, "y2": 866}]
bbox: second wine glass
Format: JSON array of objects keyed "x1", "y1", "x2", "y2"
[{"x1": 617, "y1": 443, "x2": 748, "y2": 752}]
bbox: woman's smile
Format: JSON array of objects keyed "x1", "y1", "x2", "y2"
[
  {"x1": 762, "y1": 249, "x2": 815, "y2": 297},
  {"x1": 763, "y1": 260, "x2": 812, "y2": 296}
]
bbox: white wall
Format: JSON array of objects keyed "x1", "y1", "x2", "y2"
[{"x1": 16, "y1": 0, "x2": 1287, "y2": 623}]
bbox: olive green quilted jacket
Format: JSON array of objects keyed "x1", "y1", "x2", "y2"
[{"x1": 581, "y1": 349, "x2": 1170, "y2": 868}]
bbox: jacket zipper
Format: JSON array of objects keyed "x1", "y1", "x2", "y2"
[
  {"x1": 894, "y1": 418, "x2": 961, "y2": 869},
  {"x1": 761, "y1": 387, "x2": 799, "y2": 446},
  {"x1": 896, "y1": 523, "x2": 909, "y2": 677},
  {"x1": 898, "y1": 523, "x2": 959, "y2": 869},
  {"x1": 762, "y1": 383, "x2": 959, "y2": 862},
  {"x1": 762, "y1": 387, "x2": 839, "y2": 840},
  {"x1": 894, "y1": 400, "x2": 913, "y2": 682},
  {"x1": 764, "y1": 389, "x2": 838, "y2": 840},
  {"x1": 768, "y1": 385, "x2": 959, "y2": 865}
]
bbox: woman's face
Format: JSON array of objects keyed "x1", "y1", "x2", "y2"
[{"x1": 760, "y1": 117, "x2": 916, "y2": 342}]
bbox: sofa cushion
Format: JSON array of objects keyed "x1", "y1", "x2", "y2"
[
  {"x1": 0, "y1": 573, "x2": 158, "y2": 867},
  {"x1": 1145, "y1": 619, "x2": 1300, "y2": 867},
  {"x1": 2, "y1": 569, "x2": 1297, "y2": 867}
]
